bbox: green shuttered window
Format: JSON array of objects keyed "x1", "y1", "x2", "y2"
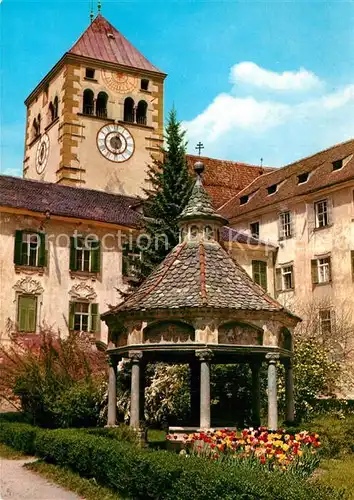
[
  {"x1": 69, "y1": 301, "x2": 100, "y2": 333},
  {"x1": 14, "y1": 230, "x2": 47, "y2": 267},
  {"x1": 17, "y1": 295, "x2": 37, "y2": 332},
  {"x1": 69, "y1": 236, "x2": 100, "y2": 273},
  {"x1": 252, "y1": 260, "x2": 267, "y2": 291}
]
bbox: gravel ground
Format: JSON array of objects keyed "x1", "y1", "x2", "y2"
[{"x1": 0, "y1": 457, "x2": 81, "y2": 499}]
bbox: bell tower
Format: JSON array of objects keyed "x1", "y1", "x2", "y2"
[{"x1": 23, "y1": 14, "x2": 166, "y2": 196}]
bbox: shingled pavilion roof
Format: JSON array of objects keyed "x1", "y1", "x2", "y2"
[{"x1": 104, "y1": 164, "x2": 290, "y2": 317}]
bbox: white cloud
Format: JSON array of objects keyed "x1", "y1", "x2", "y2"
[
  {"x1": 230, "y1": 61, "x2": 323, "y2": 92},
  {"x1": 185, "y1": 93, "x2": 289, "y2": 141},
  {"x1": 183, "y1": 63, "x2": 354, "y2": 166}
]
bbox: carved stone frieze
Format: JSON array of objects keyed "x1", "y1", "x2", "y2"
[
  {"x1": 143, "y1": 321, "x2": 194, "y2": 344},
  {"x1": 13, "y1": 277, "x2": 44, "y2": 295},
  {"x1": 69, "y1": 282, "x2": 97, "y2": 301},
  {"x1": 218, "y1": 322, "x2": 262, "y2": 345}
]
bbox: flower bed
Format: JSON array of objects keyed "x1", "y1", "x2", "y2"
[{"x1": 167, "y1": 427, "x2": 321, "y2": 474}]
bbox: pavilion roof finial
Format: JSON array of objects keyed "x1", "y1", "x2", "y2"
[{"x1": 178, "y1": 161, "x2": 228, "y2": 225}]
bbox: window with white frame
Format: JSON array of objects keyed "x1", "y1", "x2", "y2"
[
  {"x1": 319, "y1": 309, "x2": 332, "y2": 335},
  {"x1": 14, "y1": 231, "x2": 46, "y2": 268},
  {"x1": 69, "y1": 236, "x2": 100, "y2": 274},
  {"x1": 311, "y1": 257, "x2": 331, "y2": 284},
  {"x1": 314, "y1": 199, "x2": 330, "y2": 228},
  {"x1": 69, "y1": 301, "x2": 99, "y2": 333},
  {"x1": 250, "y1": 221, "x2": 260, "y2": 239},
  {"x1": 279, "y1": 211, "x2": 292, "y2": 239},
  {"x1": 276, "y1": 265, "x2": 294, "y2": 291},
  {"x1": 252, "y1": 260, "x2": 267, "y2": 290}
]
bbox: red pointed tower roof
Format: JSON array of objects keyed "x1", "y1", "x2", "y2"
[{"x1": 68, "y1": 14, "x2": 164, "y2": 74}]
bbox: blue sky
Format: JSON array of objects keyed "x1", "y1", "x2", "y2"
[{"x1": 1, "y1": 0, "x2": 354, "y2": 176}]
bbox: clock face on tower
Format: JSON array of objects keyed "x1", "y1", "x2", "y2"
[
  {"x1": 35, "y1": 134, "x2": 50, "y2": 174},
  {"x1": 97, "y1": 124, "x2": 135, "y2": 163}
]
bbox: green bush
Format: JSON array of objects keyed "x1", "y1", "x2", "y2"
[
  {"x1": 0, "y1": 421, "x2": 39, "y2": 455},
  {"x1": 83, "y1": 424, "x2": 140, "y2": 444},
  {"x1": 0, "y1": 421, "x2": 345, "y2": 500},
  {"x1": 0, "y1": 331, "x2": 106, "y2": 428},
  {"x1": 285, "y1": 415, "x2": 354, "y2": 458}
]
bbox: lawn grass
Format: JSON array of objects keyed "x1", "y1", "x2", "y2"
[
  {"x1": 146, "y1": 428, "x2": 167, "y2": 449},
  {"x1": 317, "y1": 455, "x2": 354, "y2": 499},
  {"x1": 25, "y1": 461, "x2": 122, "y2": 500},
  {"x1": 0, "y1": 442, "x2": 28, "y2": 459}
]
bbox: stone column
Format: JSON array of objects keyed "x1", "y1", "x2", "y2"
[
  {"x1": 196, "y1": 349, "x2": 213, "y2": 429},
  {"x1": 129, "y1": 350, "x2": 143, "y2": 428},
  {"x1": 189, "y1": 360, "x2": 200, "y2": 426},
  {"x1": 266, "y1": 353, "x2": 279, "y2": 430},
  {"x1": 139, "y1": 361, "x2": 147, "y2": 423},
  {"x1": 284, "y1": 358, "x2": 295, "y2": 423},
  {"x1": 250, "y1": 361, "x2": 261, "y2": 427},
  {"x1": 107, "y1": 356, "x2": 118, "y2": 427}
]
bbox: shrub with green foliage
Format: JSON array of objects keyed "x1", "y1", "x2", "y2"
[
  {"x1": 0, "y1": 421, "x2": 345, "y2": 500},
  {"x1": 0, "y1": 330, "x2": 106, "y2": 427},
  {"x1": 287, "y1": 415, "x2": 354, "y2": 458}
]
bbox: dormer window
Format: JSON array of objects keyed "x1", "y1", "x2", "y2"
[
  {"x1": 204, "y1": 226, "x2": 214, "y2": 240},
  {"x1": 240, "y1": 195, "x2": 249, "y2": 205},
  {"x1": 298, "y1": 172, "x2": 309, "y2": 184},
  {"x1": 85, "y1": 68, "x2": 95, "y2": 80},
  {"x1": 190, "y1": 225, "x2": 199, "y2": 239},
  {"x1": 332, "y1": 159, "x2": 343, "y2": 171},
  {"x1": 267, "y1": 184, "x2": 277, "y2": 195},
  {"x1": 141, "y1": 79, "x2": 149, "y2": 91}
]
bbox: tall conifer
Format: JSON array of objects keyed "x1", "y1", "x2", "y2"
[{"x1": 138, "y1": 108, "x2": 193, "y2": 278}]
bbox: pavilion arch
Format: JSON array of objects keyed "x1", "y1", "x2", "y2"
[
  {"x1": 124, "y1": 97, "x2": 135, "y2": 122},
  {"x1": 96, "y1": 91, "x2": 108, "y2": 118},
  {"x1": 279, "y1": 327, "x2": 292, "y2": 351},
  {"x1": 136, "y1": 100, "x2": 147, "y2": 125},
  {"x1": 143, "y1": 320, "x2": 195, "y2": 344},
  {"x1": 218, "y1": 321, "x2": 263, "y2": 345},
  {"x1": 83, "y1": 88, "x2": 94, "y2": 115}
]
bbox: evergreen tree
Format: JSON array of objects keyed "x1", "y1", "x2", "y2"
[{"x1": 137, "y1": 108, "x2": 193, "y2": 278}]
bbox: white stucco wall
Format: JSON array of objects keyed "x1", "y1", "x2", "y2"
[{"x1": 0, "y1": 212, "x2": 128, "y2": 346}]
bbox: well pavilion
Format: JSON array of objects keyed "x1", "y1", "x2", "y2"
[{"x1": 102, "y1": 162, "x2": 300, "y2": 430}]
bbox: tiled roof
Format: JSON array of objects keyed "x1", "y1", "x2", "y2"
[
  {"x1": 68, "y1": 14, "x2": 164, "y2": 75},
  {"x1": 179, "y1": 170, "x2": 227, "y2": 225},
  {"x1": 219, "y1": 139, "x2": 354, "y2": 221},
  {"x1": 0, "y1": 175, "x2": 139, "y2": 228},
  {"x1": 221, "y1": 227, "x2": 277, "y2": 248},
  {"x1": 104, "y1": 240, "x2": 284, "y2": 314},
  {"x1": 186, "y1": 154, "x2": 274, "y2": 209},
  {"x1": 105, "y1": 168, "x2": 286, "y2": 316}
]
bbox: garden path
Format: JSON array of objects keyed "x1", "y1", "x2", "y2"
[{"x1": 0, "y1": 457, "x2": 81, "y2": 499}]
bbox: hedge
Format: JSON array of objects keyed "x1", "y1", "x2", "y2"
[{"x1": 0, "y1": 421, "x2": 345, "y2": 500}]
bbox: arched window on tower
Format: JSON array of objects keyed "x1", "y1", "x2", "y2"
[
  {"x1": 136, "y1": 100, "x2": 147, "y2": 125},
  {"x1": 53, "y1": 96, "x2": 59, "y2": 119},
  {"x1": 96, "y1": 91, "x2": 108, "y2": 118},
  {"x1": 83, "y1": 89, "x2": 94, "y2": 115},
  {"x1": 37, "y1": 114, "x2": 41, "y2": 134},
  {"x1": 49, "y1": 102, "x2": 55, "y2": 123},
  {"x1": 124, "y1": 97, "x2": 134, "y2": 123},
  {"x1": 32, "y1": 118, "x2": 39, "y2": 140}
]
